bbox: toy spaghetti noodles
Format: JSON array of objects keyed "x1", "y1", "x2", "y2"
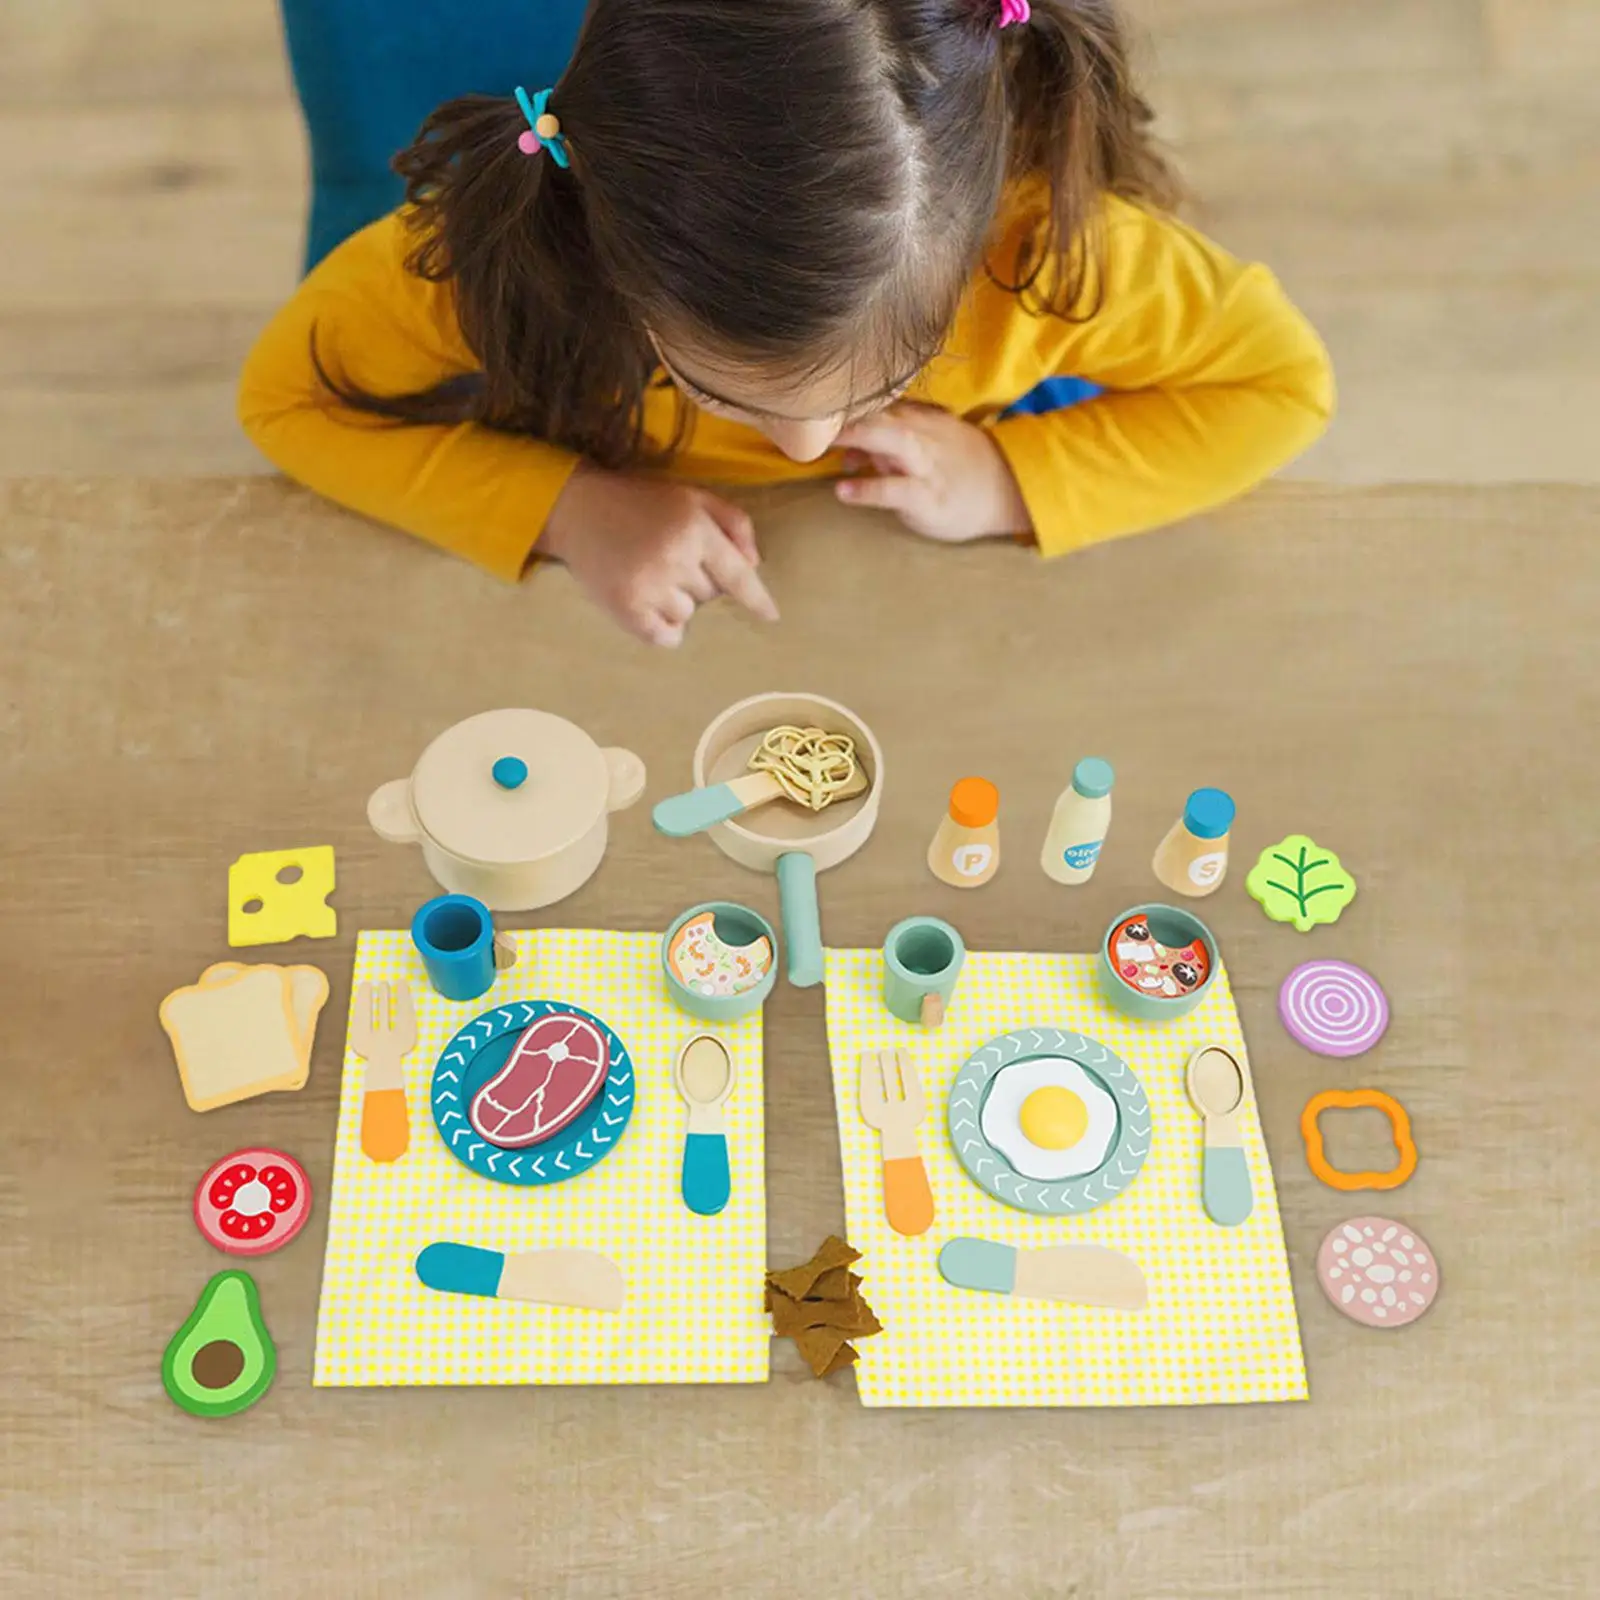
[{"x1": 747, "y1": 726, "x2": 859, "y2": 812}]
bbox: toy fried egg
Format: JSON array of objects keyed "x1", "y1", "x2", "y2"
[{"x1": 979, "y1": 1057, "x2": 1120, "y2": 1182}]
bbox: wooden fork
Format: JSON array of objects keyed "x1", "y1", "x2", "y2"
[
  {"x1": 858, "y1": 1049, "x2": 935, "y2": 1237},
  {"x1": 350, "y1": 980, "x2": 416, "y2": 1163}
]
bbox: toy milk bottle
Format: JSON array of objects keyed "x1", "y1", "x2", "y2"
[
  {"x1": 928, "y1": 778, "x2": 1001, "y2": 888},
  {"x1": 1040, "y1": 757, "x2": 1115, "y2": 885},
  {"x1": 1152, "y1": 787, "x2": 1235, "y2": 898}
]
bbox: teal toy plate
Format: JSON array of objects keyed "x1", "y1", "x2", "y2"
[
  {"x1": 431, "y1": 1001, "x2": 635, "y2": 1187},
  {"x1": 947, "y1": 1028, "x2": 1150, "y2": 1215}
]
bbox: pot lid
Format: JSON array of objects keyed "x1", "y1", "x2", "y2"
[{"x1": 409, "y1": 709, "x2": 609, "y2": 867}]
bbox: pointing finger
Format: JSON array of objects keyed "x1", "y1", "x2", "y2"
[{"x1": 703, "y1": 539, "x2": 780, "y2": 624}]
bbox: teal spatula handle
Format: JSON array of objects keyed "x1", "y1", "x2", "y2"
[
  {"x1": 681, "y1": 1132, "x2": 730, "y2": 1215},
  {"x1": 652, "y1": 783, "x2": 749, "y2": 838},
  {"x1": 777, "y1": 851, "x2": 824, "y2": 987}
]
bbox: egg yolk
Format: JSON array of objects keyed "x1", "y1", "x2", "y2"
[{"x1": 1019, "y1": 1086, "x2": 1089, "y2": 1150}]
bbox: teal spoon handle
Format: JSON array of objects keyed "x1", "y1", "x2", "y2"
[
  {"x1": 777, "y1": 851, "x2": 824, "y2": 987},
  {"x1": 681, "y1": 1132, "x2": 730, "y2": 1216},
  {"x1": 1202, "y1": 1144, "x2": 1254, "y2": 1226},
  {"x1": 652, "y1": 783, "x2": 748, "y2": 838}
]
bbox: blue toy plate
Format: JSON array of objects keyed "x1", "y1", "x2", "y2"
[
  {"x1": 431, "y1": 1000, "x2": 635, "y2": 1186},
  {"x1": 947, "y1": 1027, "x2": 1150, "y2": 1216}
]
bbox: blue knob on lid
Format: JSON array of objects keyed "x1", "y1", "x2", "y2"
[
  {"x1": 1183, "y1": 787, "x2": 1235, "y2": 840},
  {"x1": 491, "y1": 756, "x2": 528, "y2": 791},
  {"x1": 1071, "y1": 757, "x2": 1115, "y2": 799}
]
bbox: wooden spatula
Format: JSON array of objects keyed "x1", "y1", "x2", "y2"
[
  {"x1": 653, "y1": 762, "x2": 869, "y2": 838},
  {"x1": 857, "y1": 1049, "x2": 935, "y2": 1236},
  {"x1": 349, "y1": 980, "x2": 415, "y2": 1163}
]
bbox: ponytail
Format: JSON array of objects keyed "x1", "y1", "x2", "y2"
[
  {"x1": 993, "y1": 0, "x2": 1179, "y2": 316},
  {"x1": 314, "y1": 93, "x2": 683, "y2": 468}
]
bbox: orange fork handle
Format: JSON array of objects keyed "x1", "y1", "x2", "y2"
[
  {"x1": 361, "y1": 1088, "x2": 410, "y2": 1163},
  {"x1": 883, "y1": 1156, "x2": 935, "y2": 1237}
]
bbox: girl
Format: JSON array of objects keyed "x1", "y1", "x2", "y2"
[{"x1": 240, "y1": 0, "x2": 1332, "y2": 648}]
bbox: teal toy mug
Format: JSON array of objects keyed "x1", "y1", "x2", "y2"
[
  {"x1": 662, "y1": 901, "x2": 778, "y2": 1023},
  {"x1": 1098, "y1": 902, "x2": 1218, "y2": 1021},
  {"x1": 882, "y1": 916, "x2": 965, "y2": 1028}
]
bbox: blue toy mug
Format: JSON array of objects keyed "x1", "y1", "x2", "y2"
[{"x1": 411, "y1": 894, "x2": 517, "y2": 1002}]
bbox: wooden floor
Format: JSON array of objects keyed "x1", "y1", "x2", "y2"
[{"x1": 3, "y1": 0, "x2": 1596, "y2": 480}]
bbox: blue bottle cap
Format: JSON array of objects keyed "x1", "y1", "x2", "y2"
[
  {"x1": 491, "y1": 756, "x2": 529, "y2": 791},
  {"x1": 1071, "y1": 757, "x2": 1115, "y2": 799},
  {"x1": 1183, "y1": 787, "x2": 1235, "y2": 840}
]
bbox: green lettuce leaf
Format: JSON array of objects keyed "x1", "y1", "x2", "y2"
[{"x1": 1245, "y1": 834, "x2": 1357, "y2": 932}]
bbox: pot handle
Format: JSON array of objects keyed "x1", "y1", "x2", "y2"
[
  {"x1": 602, "y1": 748, "x2": 647, "y2": 813},
  {"x1": 776, "y1": 851, "x2": 824, "y2": 989},
  {"x1": 368, "y1": 779, "x2": 421, "y2": 845}
]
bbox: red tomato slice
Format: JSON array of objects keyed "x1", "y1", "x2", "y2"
[{"x1": 193, "y1": 1148, "x2": 311, "y2": 1258}]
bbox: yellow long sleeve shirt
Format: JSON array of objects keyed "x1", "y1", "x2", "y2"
[{"x1": 238, "y1": 192, "x2": 1333, "y2": 583}]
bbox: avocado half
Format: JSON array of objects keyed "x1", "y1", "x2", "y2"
[{"x1": 161, "y1": 1269, "x2": 276, "y2": 1418}]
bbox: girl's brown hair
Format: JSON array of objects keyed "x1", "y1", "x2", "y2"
[{"x1": 320, "y1": 0, "x2": 1175, "y2": 466}]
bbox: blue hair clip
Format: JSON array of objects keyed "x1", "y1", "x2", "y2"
[{"x1": 514, "y1": 86, "x2": 570, "y2": 169}]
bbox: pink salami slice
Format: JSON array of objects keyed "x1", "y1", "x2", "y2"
[
  {"x1": 469, "y1": 1013, "x2": 609, "y2": 1148},
  {"x1": 1316, "y1": 1216, "x2": 1440, "y2": 1329}
]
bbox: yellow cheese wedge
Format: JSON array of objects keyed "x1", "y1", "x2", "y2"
[{"x1": 227, "y1": 846, "x2": 337, "y2": 948}]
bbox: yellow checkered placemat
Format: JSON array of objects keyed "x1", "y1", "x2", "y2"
[
  {"x1": 822, "y1": 948, "x2": 1307, "y2": 1408},
  {"x1": 313, "y1": 929, "x2": 769, "y2": 1386}
]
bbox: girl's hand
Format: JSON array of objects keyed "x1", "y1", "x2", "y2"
[
  {"x1": 542, "y1": 466, "x2": 779, "y2": 648},
  {"x1": 834, "y1": 404, "x2": 1033, "y2": 543}
]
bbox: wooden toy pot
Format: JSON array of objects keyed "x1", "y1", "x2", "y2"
[
  {"x1": 368, "y1": 709, "x2": 646, "y2": 913},
  {"x1": 690, "y1": 692, "x2": 882, "y2": 988}
]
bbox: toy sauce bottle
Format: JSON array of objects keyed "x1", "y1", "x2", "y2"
[
  {"x1": 1152, "y1": 787, "x2": 1235, "y2": 898},
  {"x1": 1040, "y1": 757, "x2": 1114, "y2": 885},
  {"x1": 928, "y1": 778, "x2": 1000, "y2": 889}
]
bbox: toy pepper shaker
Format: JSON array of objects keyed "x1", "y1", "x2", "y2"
[{"x1": 928, "y1": 778, "x2": 1001, "y2": 888}]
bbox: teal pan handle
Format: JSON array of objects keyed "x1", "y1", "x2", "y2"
[
  {"x1": 777, "y1": 851, "x2": 824, "y2": 988},
  {"x1": 1202, "y1": 1146, "x2": 1254, "y2": 1227},
  {"x1": 652, "y1": 783, "x2": 746, "y2": 838},
  {"x1": 680, "y1": 1132, "x2": 730, "y2": 1216}
]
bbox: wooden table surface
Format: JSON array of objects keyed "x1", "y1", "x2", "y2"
[{"x1": 3, "y1": 479, "x2": 1596, "y2": 1597}]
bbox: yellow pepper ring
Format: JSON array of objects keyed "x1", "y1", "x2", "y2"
[{"x1": 1300, "y1": 1088, "x2": 1417, "y2": 1192}]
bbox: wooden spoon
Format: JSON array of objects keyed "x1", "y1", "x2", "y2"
[
  {"x1": 1185, "y1": 1045, "x2": 1255, "y2": 1226},
  {"x1": 674, "y1": 1035, "x2": 736, "y2": 1215}
]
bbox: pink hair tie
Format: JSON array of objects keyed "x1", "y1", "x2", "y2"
[{"x1": 997, "y1": 0, "x2": 1030, "y2": 25}]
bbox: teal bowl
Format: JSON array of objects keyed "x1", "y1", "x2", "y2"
[
  {"x1": 661, "y1": 901, "x2": 778, "y2": 1022},
  {"x1": 1098, "y1": 902, "x2": 1219, "y2": 1022}
]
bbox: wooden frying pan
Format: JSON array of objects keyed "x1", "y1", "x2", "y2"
[{"x1": 684, "y1": 692, "x2": 883, "y2": 988}]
